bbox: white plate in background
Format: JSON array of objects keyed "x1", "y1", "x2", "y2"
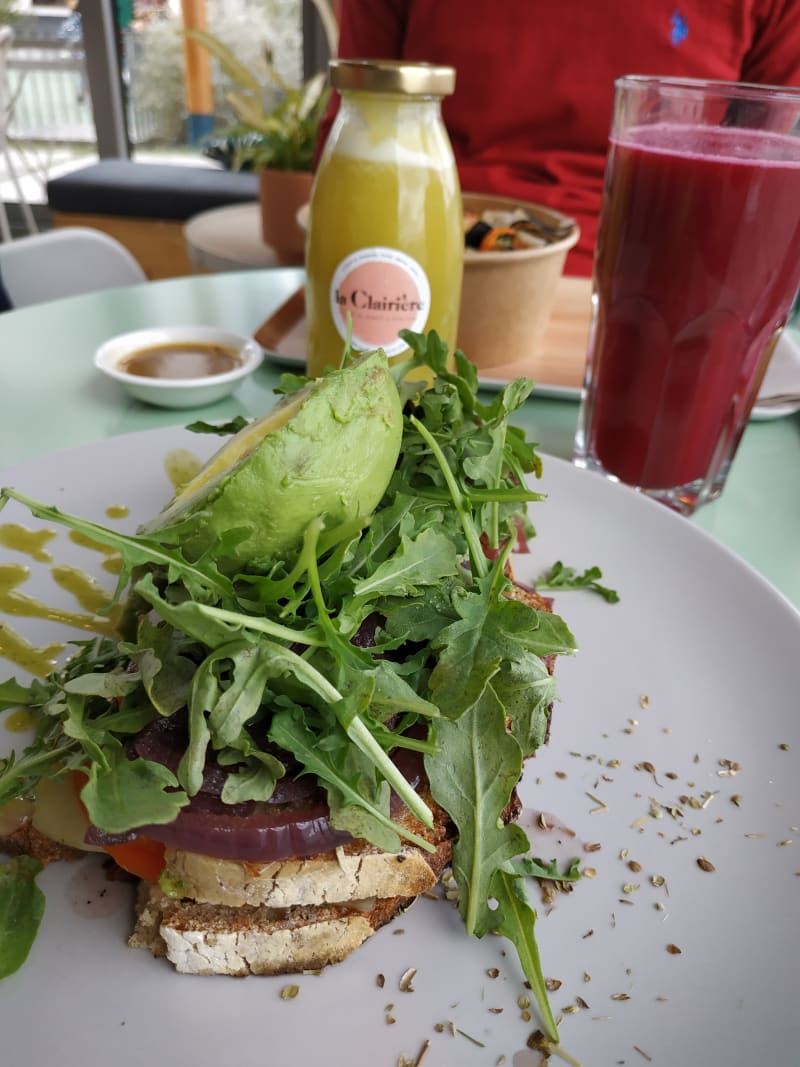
[{"x1": 749, "y1": 327, "x2": 800, "y2": 419}]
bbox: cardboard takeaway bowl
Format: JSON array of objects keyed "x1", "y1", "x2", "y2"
[{"x1": 457, "y1": 192, "x2": 580, "y2": 371}]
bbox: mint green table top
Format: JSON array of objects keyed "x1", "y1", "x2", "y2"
[{"x1": 2, "y1": 268, "x2": 798, "y2": 608}]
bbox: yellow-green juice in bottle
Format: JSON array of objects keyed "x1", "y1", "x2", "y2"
[{"x1": 305, "y1": 64, "x2": 462, "y2": 378}]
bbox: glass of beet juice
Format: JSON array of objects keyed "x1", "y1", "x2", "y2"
[{"x1": 574, "y1": 76, "x2": 800, "y2": 515}]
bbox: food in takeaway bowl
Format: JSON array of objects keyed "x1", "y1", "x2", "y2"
[{"x1": 457, "y1": 192, "x2": 579, "y2": 370}]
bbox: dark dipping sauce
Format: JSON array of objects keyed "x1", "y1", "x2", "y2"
[{"x1": 119, "y1": 341, "x2": 242, "y2": 380}]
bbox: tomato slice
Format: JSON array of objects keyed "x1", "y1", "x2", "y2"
[{"x1": 104, "y1": 837, "x2": 166, "y2": 882}]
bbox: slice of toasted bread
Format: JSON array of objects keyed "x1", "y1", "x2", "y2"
[
  {"x1": 160, "y1": 782, "x2": 454, "y2": 910},
  {"x1": 129, "y1": 790, "x2": 525, "y2": 976},
  {"x1": 131, "y1": 789, "x2": 455, "y2": 975},
  {"x1": 162, "y1": 840, "x2": 442, "y2": 909},
  {"x1": 129, "y1": 882, "x2": 417, "y2": 976}
]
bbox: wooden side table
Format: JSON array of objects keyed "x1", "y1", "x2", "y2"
[{"x1": 183, "y1": 201, "x2": 278, "y2": 273}]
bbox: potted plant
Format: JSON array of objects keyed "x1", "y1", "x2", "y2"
[{"x1": 186, "y1": 22, "x2": 333, "y2": 265}]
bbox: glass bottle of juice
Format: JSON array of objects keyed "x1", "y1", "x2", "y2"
[{"x1": 305, "y1": 59, "x2": 463, "y2": 377}]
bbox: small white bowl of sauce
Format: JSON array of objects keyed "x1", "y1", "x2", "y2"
[{"x1": 94, "y1": 325, "x2": 264, "y2": 409}]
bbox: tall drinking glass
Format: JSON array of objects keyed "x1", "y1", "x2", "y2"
[{"x1": 574, "y1": 76, "x2": 800, "y2": 515}]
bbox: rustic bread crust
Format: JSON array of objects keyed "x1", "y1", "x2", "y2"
[
  {"x1": 0, "y1": 823, "x2": 85, "y2": 865},
  {"x1": 507, "y1": 574, "x2": 554, "y2": 615},
  {"x1": 129, "y1": 882, "x2": 422, "y2": 976}
]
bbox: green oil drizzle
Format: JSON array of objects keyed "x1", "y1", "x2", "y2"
[
  {"x1": 165, "y1": 448, "x2": 203, "y2": 492},
  {"x1": 0, "y1": 523, "x2": 56, "y2": 562},
  {"x1": 104, "y1": 504, "x2": 130, "y2": 519},
  {"x1": 0, "y1": 617, "x2": 64, "y2": 677},
  {"x1": 0, "y1": 562, "x2": 120, "y2": 676},
  {"x1": 4, "y1": 707, "x2": 35, "y2": 733}
]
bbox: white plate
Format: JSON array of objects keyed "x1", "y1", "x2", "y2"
[
  {"x1": 1, "y1": 428, "x2": 799, "y2": 1067},
  {"x1": 749, "y1": 326, "x2": 800, "y2": 419}
]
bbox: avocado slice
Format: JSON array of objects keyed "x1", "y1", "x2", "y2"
[{"x1": 143, "y1": 350, "x2": 402, "y2": 565}]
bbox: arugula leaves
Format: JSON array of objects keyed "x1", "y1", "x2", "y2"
[
  {"x1": 184, "y1": 415, "x2": 250, "y2": 436},
  {"x1": 0, "y1": 330, "x2": 588, "y2": 1039},
  {"x1": 82, "y1": 740, "x2": 187, "y2": 832},
  {"x1": 538, "y1": 560, "x2": 620, "y2": 603}
]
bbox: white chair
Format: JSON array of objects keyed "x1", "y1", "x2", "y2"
[{"x1": 0, "y1": 226, "x2": 146, "y2": 308}]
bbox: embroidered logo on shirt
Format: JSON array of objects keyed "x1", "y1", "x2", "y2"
[{"x1": 670, "y1": 10, "x2": 688, "y2": 46}]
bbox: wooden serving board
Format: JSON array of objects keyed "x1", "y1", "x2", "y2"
[
  {"x1": 478, "y1": 275, "x2": 592, "y2": 390},
  {"x1": 255, "y1": 275, "x2": 593, "y2": 393}
]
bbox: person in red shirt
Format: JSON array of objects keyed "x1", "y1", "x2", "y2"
[{"x1": 320, "y1": 0, "x2": 800, "y2": 276}]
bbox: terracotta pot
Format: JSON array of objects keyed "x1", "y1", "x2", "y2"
[{"x1": 258, "y1": 169, "x2": 314, "y2": 266}]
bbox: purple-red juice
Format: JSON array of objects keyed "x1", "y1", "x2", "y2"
[{"x1": 586, "y1": 124, "x2": 800, "y2": 490}]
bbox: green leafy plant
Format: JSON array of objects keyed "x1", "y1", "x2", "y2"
[
  {"x1": 127, "y1": 1, "x2": 304, "y2": 146},
  {"x1": 186, "y1": 26, "x2": 331, "y2": 172},
  {"x1": 0, "y1": 1, "x2": 19, "y2": 27}
]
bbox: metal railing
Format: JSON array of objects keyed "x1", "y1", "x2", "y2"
[
  {"x1": 6, "y1": 14, "x2": 161, "y2": 147},
  {"x1": 8, "y1": 44, "x2": 93, "y2": 143}
]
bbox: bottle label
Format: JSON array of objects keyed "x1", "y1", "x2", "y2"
[{"x1": 329, "y1": 246, "x2": 431, "y2": 356}]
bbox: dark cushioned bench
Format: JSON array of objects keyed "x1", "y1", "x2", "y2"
[
  {"x1": 46, "y1": 160, "x2": 260, "y2": 279},
  {"x1": 47, "y1": 160, "x2": 259, "y2": 220}
]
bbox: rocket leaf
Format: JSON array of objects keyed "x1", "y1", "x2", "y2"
[{"x1": 0, "y1": 857, "x2": 45, "y2": 980}]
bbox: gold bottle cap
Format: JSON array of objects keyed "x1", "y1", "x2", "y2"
[{"x1": 330, "y1": 59, "x2": 456, "y2": 97}]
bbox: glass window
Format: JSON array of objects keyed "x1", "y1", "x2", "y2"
[
  {"x1": 1, "y1": 0, "x2": 307, "y2": 224},
  {"x1": 127, "y1": 0, "x2": 303, "y2": 161}
]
